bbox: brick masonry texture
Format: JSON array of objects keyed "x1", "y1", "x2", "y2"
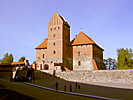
[
  {"x1": 35, "y1": 12, "x2": 104, "y2": 70},
  {"x1": 56, "y1": 70, "x2": 133, "y2": 84}
]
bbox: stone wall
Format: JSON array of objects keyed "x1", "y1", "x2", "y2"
[
  {"x1": 73, "y1": 56, "x2": 94, "y2": 70},
  {"x1": 35, "y1": 71, "x2": 59, "y2": 80},
  {"x1": 56, "y1": 70, "x2": 133, "y2": 84}
]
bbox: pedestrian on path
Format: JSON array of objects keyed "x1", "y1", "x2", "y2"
[
  {"x1": 78, "y1": 85, "x2": 80, "y2": 89},
  {"x1": 64, "y1": 85, "x2": 66, "y2": 91},
  {"x1": 75, "y1": 82, "x2": 78, "y2": 89},
  {"x1": 70, "y1": 84, "x2": 72, "y2": 92},
  {"x1": 56, "y1": 82, "x2": 58, "y2": 91}
]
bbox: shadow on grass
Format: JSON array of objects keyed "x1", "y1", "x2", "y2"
[{"x1": 0, "y1": 88, "x2": 36, "y2": 100}]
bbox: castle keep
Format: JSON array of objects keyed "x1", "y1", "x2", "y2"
[{"x1": 34, "y1": 12, "x2": 105, "y2": 71}]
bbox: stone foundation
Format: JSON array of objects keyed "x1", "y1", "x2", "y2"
[
  {"x1": 56, "y1": 70, "x2": 133, "y2": 84},
  {"x1": 73, "y1": 56, "x2": 94, "y2": 70}
]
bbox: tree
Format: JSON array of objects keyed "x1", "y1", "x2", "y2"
[
  {"x1": 103, "y1": 58, "x2": 117, "y2": 69},
  {"x1": 0, "y1": 53, "x2": 13, "y2": 63},
  {"x1": 32, "y1": 61, "x2": 36, "y2": 64},
  {"x1": 117, "y1": 48, "x2": 133, "y2": 69},
  {"x1": 18, "y1": 56, "x2": 26, "y2": 62}
]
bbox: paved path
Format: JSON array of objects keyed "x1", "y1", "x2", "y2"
[
  {"x1": 24, "y1": 82, "x2": 119, "y2": 100},
  {"x1": 76, "y1": 81, "x2": 133, "y2": 89}
]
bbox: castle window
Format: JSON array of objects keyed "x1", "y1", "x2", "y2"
[
  {"x1": 53, "y1": 51, "x2": 56, "y2": 54},
  {"x1": 58, "y1": 27, "x2": 60, "y2": 29},
  {"x1": 78, "y1": 61, "x2": 81, "y2": 66},
  {"x1": 43, "y1": 54, "x2": 45, "y2": 58},
  {"x1": 53, "y1": 34, "x2": 56, "y2": 38},
  {"x1": 51, "y1": 28, "x2": 52, "y2": 30},
  {"x1": 78, "y1": 52, "x2": 81, "y2": 56},
  {"x1": 54, "y1": 27, "x2": 56, "y2": 30},
  {"x1": 51, "y1": 61, "x2": 53, "y2": 63},
  {"x1": 53, "y1": 42, "x2": 55, "y2": 46}
]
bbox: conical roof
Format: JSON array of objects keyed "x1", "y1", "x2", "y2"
[{"x1": 35, "y1": 39, "x2": 48, "y2": 49}]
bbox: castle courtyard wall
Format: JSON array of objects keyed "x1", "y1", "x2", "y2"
[{"x1": 56, "y1": 70, "x2": 133, "y2": 84}]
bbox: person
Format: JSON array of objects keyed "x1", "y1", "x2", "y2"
[
  {"x1": 70, "y1": 84, "x2": 72, "y2": 92},
  {"x1": 78, "y1": 85, "x2": 80, "y2": 89},
  {"x1": 10, "y1": 72, "x2": 13, "y2": 82},
  {"x1": 75, "y1": 82, "x2": 78, "y2": 89},
  {"x1": 56, "y1": 82, "x2": 58, "y2": 91},
  {"x1": 64, "y1": 85, "x2": 66, "y2": 91}
]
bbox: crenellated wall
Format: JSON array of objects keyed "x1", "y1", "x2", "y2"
[{"x1": 56, "y1": 70, "x2": 133, "y2": 84}]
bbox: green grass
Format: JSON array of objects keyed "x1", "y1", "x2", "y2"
[
  {"x1": 0, "y1": 78, "x2": 96, "y2": 100},
  {"x1": 0, "y1": 70, "x2": 133, "y2": 100},
  {"x1": 33, "y1": 78, "x2": 133, "y2": 100}
]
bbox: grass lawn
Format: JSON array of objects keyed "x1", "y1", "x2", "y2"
[
  {"x1": 0, "y1": 78, "x2": 97, "y2": 100},
  {"x1": 34, "y1": 78, "x2": 133, "y2": 100}
]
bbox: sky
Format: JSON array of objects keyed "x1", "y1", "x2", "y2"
[{"x1": 0, "y1": 0, "x2": 133, "y2": 64}]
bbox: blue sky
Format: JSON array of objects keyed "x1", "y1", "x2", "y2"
[{"x1": 0, "y1": 0, "x2": 133, "y2": 64}]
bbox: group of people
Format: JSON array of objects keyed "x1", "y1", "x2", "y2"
[
  {"x1": 55, "y1": 82, "x2": 80, "y2": 92},
  {"x1": 11, "y1": 67, "x2": 35, "y2": 82}
]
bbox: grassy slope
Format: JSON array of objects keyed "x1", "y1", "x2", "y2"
[
  {"x1": 0, "y1": 78, "x2": 96, "y2": 100},
  {"x1": 34, "y1": 79, "x2": 133, "y2": 100}
]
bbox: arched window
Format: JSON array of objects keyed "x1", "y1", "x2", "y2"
[
  {"x1": 53, "y1": 34, "x2": 56, "y2": 38},
  {"x1": 78, "y1": 52, "x2": 81, "y2": 56},
  {"x1": 78, "y1": 61, "x2": 81, "y2": 66},
  {"x1": 44, "y1": 64, "x2": 49, "y2": 70},
  {"x1": 43, "y1": 54, "x2": 45, "y2": 58}
]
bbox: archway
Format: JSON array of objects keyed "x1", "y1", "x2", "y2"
[{"x1": 44, "y1": 64, "x2": 49, "y2": 70}]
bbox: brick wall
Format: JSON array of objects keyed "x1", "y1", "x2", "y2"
[
  {"x1": 93, "y1": 45, "x2": 105, "y2": 69},
  {"x1": 36, "y1": 49, "x2": 47, "y2": 64},
  {"x1": 73, "y1": 45, "x2": 94, "y2": 70}
]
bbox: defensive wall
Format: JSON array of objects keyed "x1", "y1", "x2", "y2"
[
  {"x1": 0, "y1": 70, "x2": 132, "y2": 84},
  {"x1": 55, "y1": 70, "x2": 133, "y2": 84}
]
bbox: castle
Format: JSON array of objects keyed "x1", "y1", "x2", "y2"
[{"x1": 33, "y1": 12, "x2": 105, "y2": 72}]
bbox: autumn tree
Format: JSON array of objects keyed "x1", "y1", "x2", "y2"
[
  {"x1": 117, "y1": 48, "x2": 133, "y2": 69},
  {"x1": 0, "y1": 53, "x2": 13, "y2": 63},
  {"x1": 18, "y1": 56, "x2": 26, "y2": 62}
]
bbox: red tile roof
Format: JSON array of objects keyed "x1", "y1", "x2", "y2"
[
  {"x1": 0, "y1": 62, "x2": 25, "y2": 66},
  {"x1": 71, "y1": 32, "x2": 104, "y2": 50},
  {"x1": 71, "y1": 32, "x2": 96, "y2": 45},
  {"x1": 35, "y1": 39, "x2": 48, "y2": 49},
  {"x1": 11, "y1": 62, "x2": 25, "y2": 65},
  {"x1": 92, "y1": 59, "x2": 98, "y2": 70}
]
